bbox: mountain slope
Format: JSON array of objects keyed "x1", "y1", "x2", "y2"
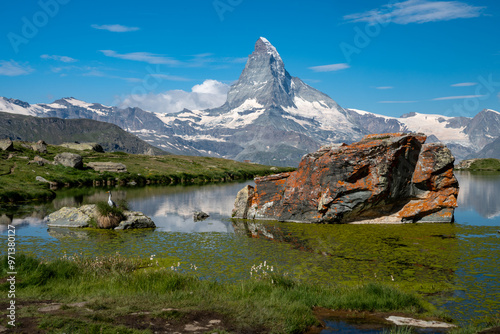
[
  {"x1": 1, "y1": 38, "x2": 500, "y2": 164},
  {"x1": 0, "y1": 112, "x2": 167, "y2": 155}
]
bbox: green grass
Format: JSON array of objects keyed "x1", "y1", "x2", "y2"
[
  {"x1": 468, "y1": 158, "x2": 500, "y2": 171},
  {"x1": 0, "y1": 254, "x2": 434, "y2": 334},
  {"x1": 0, "y1": 141, "x2": 294, "y2": 204}
]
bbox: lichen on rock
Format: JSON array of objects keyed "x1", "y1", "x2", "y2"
[{"x1": 232, "y1": 133, "x2": 459, "y2": 224}]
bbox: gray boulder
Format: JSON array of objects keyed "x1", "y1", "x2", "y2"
[
  {"x1": 60, "y1": 142, "x2": 104, "y2": 153},
  {"x1": 0, "y1": 139, "x2": 13, "y2": 151},
  {"x1": 87, "y1": 162, "x2": 127, "y2": 173},
  {"x1": 45, "y1": 204, "x2": 96, "y2": 228},
  {"x1": 54, "y1": 152, "x2": 83, "y2": 169},
  {"x1": 44, "y1": 204, "x2": 155, "y2": 230},
  {"x1": 32, "y1": 140, "x2": 48, "y2": 153},
  {"x1": 35, "y1": 176, "x2": 58, "y2": 188},
  {"x1": 115, "y1": 211, "x2": 156, "y2": 229}
]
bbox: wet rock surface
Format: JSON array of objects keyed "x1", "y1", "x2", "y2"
[{"x1": 233, "y1": 133, "x2": 459, "y2": 223}]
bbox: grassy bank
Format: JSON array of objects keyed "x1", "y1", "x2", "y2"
[
  {"x1": 455, "y1": 158, "x2": 500, "y2": 171},
  {"x1": 0, "y1": 141, "x2": 294, "y2": 203},
  {"x1": 467, "y1": 158, "x2": 500, "y2": 171},
  {"x1": 0, "y1": 254, "x2": 438, "y2": 334}
]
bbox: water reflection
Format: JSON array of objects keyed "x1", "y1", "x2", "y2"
[
  {"x1": 0, "y1": 174, "x2": 499, "y2": 325},
  {"x1": 455, "y1": 171, "x2": 500, "y2": 223}
]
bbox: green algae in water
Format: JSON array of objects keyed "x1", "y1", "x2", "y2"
[{"x1": 8, "y1": 221, "x2": 500, "y2": 325}]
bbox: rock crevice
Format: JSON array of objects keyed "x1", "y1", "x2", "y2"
[{"x1": 233, "y1": 133, "x2": 459, "y2": 224}]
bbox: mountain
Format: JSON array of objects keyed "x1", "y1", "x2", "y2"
[
  {"x1": 0, "y1": 111, "x2": 167, "y2": 155},
  {"x1": 345, "y1": 108, "x2": 500, "y2": 161},
  {"x1": 156, "y1": 37, "x2": 365, "y2": 165},
  {"x1": 472, "y1": 136, "x2": 500, "y2": 159},
  {"x1": 1, "y1": 38, "x2": 500, "y2": 165}
]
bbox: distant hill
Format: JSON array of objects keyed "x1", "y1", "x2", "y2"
[
  {"x1": 470, "y1": 136, "x2": 500, "y2": 160},
  {"x1": 0, "y1": 112, "x2": 167, "y2": 155}
]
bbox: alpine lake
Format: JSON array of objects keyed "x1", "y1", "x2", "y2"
[{"x1": 1, "y1": 171, "x2": 499, "y2": 329}]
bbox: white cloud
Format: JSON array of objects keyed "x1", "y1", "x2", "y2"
[
  {"x1": 119, "y1": 79, "x2": 230, "y2": 114},
  {"x1": 376, "y1": 86, "x2": 394, "y2": 90},
  {"x1": 150, "y1": 74, "x2": 191, "y2": 81},
  {"x1": 309, "y1": 63, "x2": 350, "y2": 72},
  {"x1": 0, "y1": 60, "x2": 34, "y2": 76},
  {"x1": 451, "y1": 82, "x2": 477, "y2": 87},
  {"x1": 41, "y1": 54, "x2": 77, "y2": 63},
  {"x1": 432, "y1": 94, "x2": 485, "y2": 100},
  {"x1": 100, "y1": 50, "x2": 180, "y2": 65},
  {"x1": 91, "y1": 24, "x2": 139, "y2": 32},
  {"x1": 378, "y1": 100, "x2": 417, "y2": 103},
  {"x1": 344, "y1": 0, "x2": 484, "y2": 24}
]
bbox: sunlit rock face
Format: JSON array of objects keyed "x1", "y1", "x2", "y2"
[{"x1": 233, "y1": 133, "x2": 459, "y2": 223}]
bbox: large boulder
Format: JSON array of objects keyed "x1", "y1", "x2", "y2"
[
  {"x1": 60, "y1": 142, "x2": 104, "y2": 153},
  {"x1": 233, "y1": 133, "x2": 459, "y2": 224},
  {"x1": 45, "y1": 204, "x2": 97, "y2": 228},
  {"x1": 44, "y1": 204, "x2": 155, "y2": 229},
  {"x1": 32, "y1": 140, "x2": 48, "y2": 153},
  {"x1": 87, "y1": 162, "x2": 127, "y2": 173},
  {"x1": 0, "y1": 139, "x2": 13, "y2": 151},
  {"x1": 115, "y1": 211, "x2": 156, "y2": 229},
  {"x1": 54, "y1": 152, "x2": 83, "y2": 169}
]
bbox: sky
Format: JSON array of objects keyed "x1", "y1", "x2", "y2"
[{"x1": 1, "y1": 0, "x2": 499, "y2": 118}]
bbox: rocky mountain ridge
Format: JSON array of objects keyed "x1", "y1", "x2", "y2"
[
  {"x1": 1, "y1": 37, "x2": 499, "y2": 165},
  {"x1": 0, "y1": 111, "x2": 166, "y2": 155}
]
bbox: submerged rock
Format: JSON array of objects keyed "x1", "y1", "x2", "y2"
[
  {"x1": 233, "y1": 133, "x2": 459, "y2": 224},
  {"x1": 193, "y1": 211, "x2": 210, "y2": 222}
]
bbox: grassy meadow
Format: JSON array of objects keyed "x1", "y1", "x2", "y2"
[{"x1": 0, "y1": 141, "x2": 293, "y2": 203}]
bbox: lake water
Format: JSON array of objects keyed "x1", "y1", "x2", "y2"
[{"x1": 1, "y1": 171, "x2": 499, "y2": 326}]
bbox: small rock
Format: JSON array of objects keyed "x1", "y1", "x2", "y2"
[
  {"x1": 0, "y1": 139, "x2": 13, "y2": 151},
  {"x1": 386, "y1": 316, "x2": 456, "y2": 328},
  {"x1": 184, "y1": 324, "x2": 207, "y2": 332},
  {"x1": 193, "y1": 211, "x2": 209, "y2": 221},
  {"x1": 144, "y1": 147, "x2": 157, "y2": 156},
  {"x1": 38, "y1": 304, "x2": 62, "y2": 312},
  {"x1": 54, "y1": 152, "x2": 83, "y2": 169},
  {"x1": 87, "y1": 162, "x2": 127, "y2": 173},
  {"x1": 115, "y1": 211, "x2": 156, "y2": 229},
  {"x1": 32, "y1": 140, "x2": 48, "y2": 153}
]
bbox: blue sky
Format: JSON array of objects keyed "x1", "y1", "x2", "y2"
[{"x1": 1, "y1": 0, "x2": 499, "y2": 117}]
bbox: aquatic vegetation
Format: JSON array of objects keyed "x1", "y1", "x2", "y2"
[{"x1": 0, "y1": 254, "x2": 431, "y2": 333}]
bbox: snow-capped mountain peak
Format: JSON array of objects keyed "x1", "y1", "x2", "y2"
[{"x1": 255, "y1": 37, "x2": 282, "y2": 62}]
